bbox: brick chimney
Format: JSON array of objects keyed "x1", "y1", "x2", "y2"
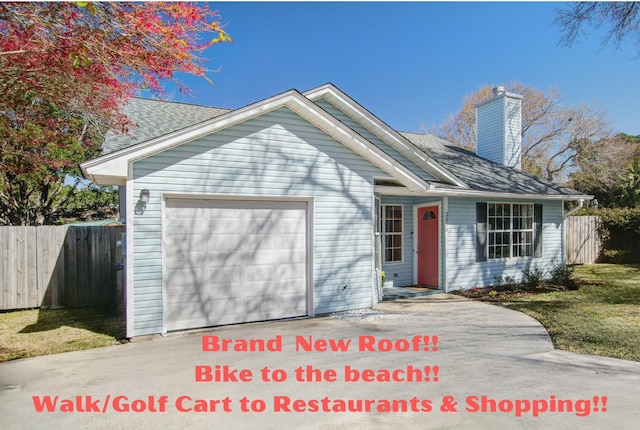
[{"x1": 475, "y1": 86, "x2": 523, "y2": 170}]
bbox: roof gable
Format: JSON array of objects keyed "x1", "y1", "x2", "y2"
[
  {"x1": 82, "y1": 90, "x2": 430, "y2": 192},
  {"x1": 304, "y1": 84, "x2": 467, "y2": 188}
]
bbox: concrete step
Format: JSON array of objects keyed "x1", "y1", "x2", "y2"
[{"x1": 381, "y1": 287, "x2": 444, "y2": 301}]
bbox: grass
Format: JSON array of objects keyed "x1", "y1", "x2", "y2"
[
  {"x1": 456, "y1": 264, "x2": 640, "y2": 362},
  {"x1": 0, "y1": 307, "x2": 126, "y2": 362}
]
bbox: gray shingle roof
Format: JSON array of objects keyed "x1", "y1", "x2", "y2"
[
  {"x1": 100, "y1": 97, "x2": 584, "y2": 197},
  {"x1": 103, "y1": 98, "x2": 231, "y2": 155},
  {"x1": 400, "y1": 132, "x2": 584, "y2": 197}
]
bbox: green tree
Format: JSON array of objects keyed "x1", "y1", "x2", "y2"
[
  {"x1": 568, "y1": 133, "x2": 640, "y2": 206},
  {"x1": 0, "y1": 180, "x2": 121, "y2": 226},
  {"x1": 615, "y1": 164, "x2": 640, "y2": 207}
]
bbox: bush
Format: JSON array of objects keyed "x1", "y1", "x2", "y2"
[
  {"x1": 523, "y1": 263, "x2": 546, "y2": 288},
  {"x1": 492, "y1": 275, "x2": 518, "y2": 287},
  {"x1": 600, "y1": 249, "x2": 637, "y2": 264},
  {"x1": 597, "y1": 208, "x2": 640, "y2": 261},
  {"x1": 549, "y1": 264, "x2": 577, "y2": 290}
]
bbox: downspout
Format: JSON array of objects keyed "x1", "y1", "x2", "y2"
[{"x1": 563, "y1": 199, "x2": 584, "y2": 219}]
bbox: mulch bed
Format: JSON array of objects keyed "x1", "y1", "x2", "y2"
[{"x1": 452, "y1": 281, "x2": 602, "y2": 303}]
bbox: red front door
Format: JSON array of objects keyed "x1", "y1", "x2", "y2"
[{"x1": 417, "y1": 205, "x2": 439, "y2": 287}]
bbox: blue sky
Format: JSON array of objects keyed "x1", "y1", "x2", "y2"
[{"x1": 164, "y1": 2, "x2": 640, "y2": 135}]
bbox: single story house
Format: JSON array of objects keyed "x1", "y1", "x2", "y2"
[{"x1": 81, "y1": 83, "x2": 590, "y2": 337}]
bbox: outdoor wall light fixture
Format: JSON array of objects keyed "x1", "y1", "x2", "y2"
[
  {"x1": 139, "y1": 189, "x2": 150, "y2": 203},
  {"x1": 135, "y1": 189, "x2": 150, "y2": 215}
]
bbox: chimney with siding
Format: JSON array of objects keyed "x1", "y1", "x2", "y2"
[{"x1": 475, "y1": 86, "x2": 523, "y2": 170}]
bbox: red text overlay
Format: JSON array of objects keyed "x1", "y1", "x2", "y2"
[
  {"x1": 30, "y1": 334, "x2": 609, "y2": 420},
  {"x1": 32, "y1": 394, "x2": 608, "y2": 416}
]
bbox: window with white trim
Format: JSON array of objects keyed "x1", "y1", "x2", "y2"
[
  {"x1": 382, "y1": 204, "x2": 403, "y2": 263},
  {"x1": 488, "y1": 203, "x2": 534, "y2": 259}
]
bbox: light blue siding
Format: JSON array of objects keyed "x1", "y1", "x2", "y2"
[
  {"x1": 476, "y1": 94, "x2": 522, "y2": 170},
  {"x1": 476, "y1": 98, "x2": 505, "y2": 165},
  {"x1": 504, "y1": 97, "x2": 522, "y2": 170},
  {"x1": 314, "y1": 99, "x2": 437, "y2": 182},
  {"x1": 445, "y1": 198, "x2": 564, "y2": 291},
  {"x1": 130, "y1": 107, "x2": 386, "y2": 336}
]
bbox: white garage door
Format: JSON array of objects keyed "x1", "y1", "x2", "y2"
[{"x1": 163, "y1": 198, "x2": 308, "y2": 332}]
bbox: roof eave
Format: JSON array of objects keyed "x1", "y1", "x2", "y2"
[{"x1": 375, "y1": 185, "x2": 593, "y2": 201}]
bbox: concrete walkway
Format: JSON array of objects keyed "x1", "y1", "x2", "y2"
[{"x1": 1, "y1": 294, "x2": 639, "y2": 429}]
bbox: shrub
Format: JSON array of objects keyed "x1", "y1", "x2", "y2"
[
  {"x1": 504, "y1": 275, "x2": 517, "y2": 285},
  {"x1": 523, "y1": 263, "x2": 546, "y2": 288},
  {"x1": 600, "y1": 249, "x2": 636, "y2": 264},
  {"x1": 493, "y1": 275, "x2": 518, "y2": 287},
  {"x1": 595, "y1": 208, "x2": 640, "y2": 261},
  {"x1": 549, "y1": 264, "x2": 577, "y2": 290}
]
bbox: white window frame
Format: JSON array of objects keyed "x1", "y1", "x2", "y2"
[
  {"x1": 382, "y1": 204, "x2": 403, "y2": 264},
  {"x1": 487, "y1": 202, "x2": 534, "y2": 260}
]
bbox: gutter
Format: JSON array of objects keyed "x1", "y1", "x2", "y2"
[{"x1": 375, "y1": 185, "x2": 592, "y2": 202}]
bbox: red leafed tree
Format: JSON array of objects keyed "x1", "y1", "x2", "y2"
[{"x1": 0, "y1": 2, "x2": 231, "y2": 225}]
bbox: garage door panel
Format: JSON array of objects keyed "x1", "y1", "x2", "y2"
[
  {"x1": 163, "y1": 198, "x2": 308, "y2": 332},
  {"x1": 164, "y1": 231, "x2": 244, "y2": 249},
  {"x1": 165, "y1": 249, "x2": 304, "y2": 268},
  {"x1": 165, "y1": 291, "x2": 306, "y2": 331},
  {"x1": 165, "y1": 288, "x2": 306, "y2": 304},
  {"x1": 165, "y1": 273, "x2": 307, "y2": 297},
  {"x1": 163, "y1": 267, "x2": 209, "y2": 284},
  {"x1": 274, "y1": 262, "x2": 307, "y2": 280},
  {"x1": 171, "y1": 306, "x2": 306, "y2": 331},
  {"x1": 163, "y1": 249, "x2": 215, "y2": 264}
]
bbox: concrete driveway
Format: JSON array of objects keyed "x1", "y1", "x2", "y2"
[{"x1": 2, "y1": 294, "x2": 640, "y2": 429}]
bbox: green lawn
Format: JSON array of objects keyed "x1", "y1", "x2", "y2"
[
  {"x1": 489, "y1": 264, "x2": 640, "y2": 362},
  {"x1": 0, "y1": 307, "x2": 125, "y2": 362}
]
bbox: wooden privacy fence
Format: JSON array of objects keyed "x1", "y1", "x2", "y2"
[
  {"x1": 0, "y1": 225, "x2": 124, "y2": 311},
  {"x1": 565, "y1": 215, "x2": 602, "y2": 265}
]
